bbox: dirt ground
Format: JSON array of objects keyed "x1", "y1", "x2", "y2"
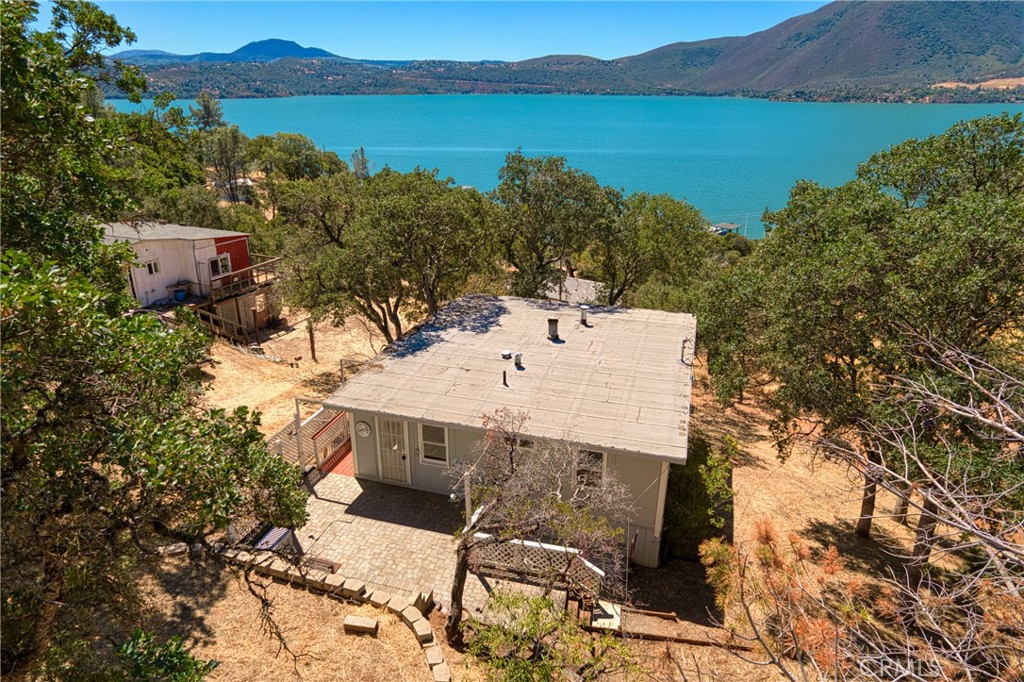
[
  {"x1": 199, "y1": 307, "x2": 386, "y2": 436},
  {"x1": 140, "y1": 558, "x2": 431, "y2": 682}
]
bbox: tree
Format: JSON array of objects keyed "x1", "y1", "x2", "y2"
[
  {"x1": 140, "y1": 184, "x2": 225, "y2": 229},
  {"x1": 701, "y1": 336, "x2": 1024, "y2": 682},
  {"x1": 275, "y1": 171, "x2": 409, "y2": 343},
  {"x1": 700, "y1": 114, "x2": 1024, "y2": 538},
  {"x1": 493, "y1": 151, "x2": 612, "y2": 298},
  {"x1": 189, "y1": 91, "x2": 224, "y2": 132},
  {"x1": 1, "y1": 0, "x2": 140, "y2": 268},
  {"x1": 204, "y1": 124, "x2": 251, "y2": 203},
  {"x1": 584, "y1": 192, "x2": 708, "y2": 306},
  {"x1": 467, "y1": 592, "x2": 637, "y2": 682},
  {"x1": 1, "y1": 255, "x2": 308, "y2": 676},
  {"x1": 350, "y1": 146, "x2": 373, "y2": 179},
  {"x1": 1, "y1": 4, "x2": 308, "y2": 675},
  {"x1": 249, "y1": 132, "x2": 346, "y2": 181},
  {"x1": 445, "y1": 409, "x2": 634, "y2": 642},
  {"x1": 361, "y1": 168, "x2": 493, "y2": 315},
  {"x1": 276, "y1": 168, "x2": 494, "y2": 341}
]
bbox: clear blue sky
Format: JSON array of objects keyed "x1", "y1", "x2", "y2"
[{"x1": 84, "y1": 1, "x2": 830, "y2": 61}]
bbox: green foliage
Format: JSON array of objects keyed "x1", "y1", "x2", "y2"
[
  {"x1": 275, "y1": 167, "x2": 493, "y2": 340},
  {"x1": 468, "y1": 592, "x2": 637, "y2": 682},
  {"x1": 117, "y1": 629, "x2": 218, "y2": 682},
  {"x1": 203, "y1": 124, "x2": 252, "y2": 203},
  {"x1": 582, "y1": 192, "x2": 709, "y2": 305},
  {"x1": 493, "y1": 151, "x2": 612, "y2": 298},
  {"x1": 189, "y1": 91, "x2": 224, "y2": 132},
  {"x1": 142, "y1": 185, "x2": 225, "y2": 229},
  {"x1": 0, "y1": 4, "x2": 308, "y2": 675},
  {"x1": 663, "y1": 432, "x2": 734, "y2": 560},
  {"x1": 702, "y1": 113, "x2": 1024, "y2": 440},
  {"x1": 1, "y1": 254, "x2": 308, "y2": 673},
  {"x1": 249, "y1": 132, "x2": 347, "y2": 181},
  {"x1": 1, "y1": 0, "x2": 138, "y2": 268}
]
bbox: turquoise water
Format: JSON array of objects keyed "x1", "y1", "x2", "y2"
[{"x1": 114, "y1": 95, "x2": 1020, "y2": 237}]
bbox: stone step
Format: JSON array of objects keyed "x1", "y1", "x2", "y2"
[{"x1": 343, "y1": 615, "x2": 379, "y2": 636}]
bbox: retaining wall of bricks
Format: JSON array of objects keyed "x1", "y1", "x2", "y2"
[{"x1": 221, "y1": 548, "x2": 452, "y2": 682}]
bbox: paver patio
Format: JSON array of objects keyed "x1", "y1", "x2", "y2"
[{"x1": 297, "y1": 472, "x2": 462, "y2": 608}]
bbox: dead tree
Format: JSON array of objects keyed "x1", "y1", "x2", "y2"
[
  {"x1": 445, "y1": 408, "x2": 634, "y2": 642},
  {"x1": 703, "y1": 334, "x2": 1024, "y2": 681}
]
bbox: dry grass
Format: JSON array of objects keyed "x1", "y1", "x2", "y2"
[
  {"x1": 199, "y1": 308, "x2": 384, "y2": 435},
  {"x1": 141, "y1": 558, "x2": 432, "y2": 682},
  {"x1": 933, "y1": 77, "x2": 1024, "y2": 90}
]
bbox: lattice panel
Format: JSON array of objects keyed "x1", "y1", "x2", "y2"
[{"x1": 469, "y1": 539, "x2": 602, "y2": 597}]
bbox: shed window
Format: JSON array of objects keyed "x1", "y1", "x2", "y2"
[
  {"x1": 420, "y1": 424, "x2": 448, "y2": 465},
  {"x1": 143, "y1": 260, "x2": 160, "y2": 276},
  {"x1": 210, "y1": 254, "x2": 231, "y2": 277},
  {"x1": 577, "y1": 450, "x2": 605, "y2": 489}
]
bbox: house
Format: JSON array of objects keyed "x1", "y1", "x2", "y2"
[
  {"x1": 103, "y1": 222, "x2": 281, "y2": 339},
  {"x1": 322, "y1": 295, "x2": 696, "y2": 568}
]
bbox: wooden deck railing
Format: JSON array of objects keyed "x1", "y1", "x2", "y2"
[{"x1": 209, "y1": 256, "x2": 281, "y2": 303}]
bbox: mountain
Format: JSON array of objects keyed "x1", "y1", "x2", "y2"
[
  {"x1": 617, "y1": 1, "x2": 1024, "y2": 92},
  {"x1": 225, "y1": 39, "x2": 337, "y2": 61},
  {"x1": 114, "y1": 39, "x2": 342, "y2": 64},
  {"x1": 110, "y1": 2, "x2": 1024, "y2": 101}
]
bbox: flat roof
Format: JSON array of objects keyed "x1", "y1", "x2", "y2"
[
  {"x1": 103, "y1": 222, "x2": 249, "y2": 244},
  {"x1": 325, "y1": 296, "x2": 696, "y2": 463}
]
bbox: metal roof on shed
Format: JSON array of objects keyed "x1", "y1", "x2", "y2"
[
  {"x1": 102, "y1": 222, "x2": 249, "y2": 243},
  {"x1": 324, "y1": 296, "x2": 696, "y2": 463}
]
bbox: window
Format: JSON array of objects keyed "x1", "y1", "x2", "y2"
[
  {"x1": 576, "y1": 450, "x2": 604, "y2": 488},
  {"x1": 419, "y1": 424, "x2": 449, "y2": 465},
  {"x1": 209, "y1": 254, "x2": 231, "y2": 278},
  {"x1": 143, "y1": 260, "x2": 160, "y2": 276}
]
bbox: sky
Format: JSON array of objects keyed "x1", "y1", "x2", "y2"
[{"x1": 84, "y1": 1, "x2": 831, "y2": 62}]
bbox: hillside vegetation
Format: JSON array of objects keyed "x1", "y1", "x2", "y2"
[{"x1": 112, "y1": 1, "x2": 1024, "y2": 101}]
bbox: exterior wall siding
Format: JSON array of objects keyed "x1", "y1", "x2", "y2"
[
  {"x1": 348, "y1": 409, "x2": 675, "y2": 568},
  {"x1": 214, "y1": 235, "x2": 251, "y2": 272},
  {"x1": 128, "y1": 239, "x2": 195, "y2": 306}
]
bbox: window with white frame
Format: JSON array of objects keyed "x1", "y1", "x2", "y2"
[
  {"x1": 209, "y1": 254, "x2": 231, "y2": 278},
  {"x1": 143, "y1": 260, "x2": 160, "y2": 276},
  {"x1": 576, "y1": 450, "x2": 604, "y2": 489},
  {"x1": 419, "y1": 424, "x2": 449, "y2": 465}
]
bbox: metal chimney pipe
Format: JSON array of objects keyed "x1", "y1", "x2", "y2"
[
  {"x1": 580, "y1": 305, "x2": 589, "y2": 326},
  {"x1": 502, "y1": 370, "x2": 508, "y2": 387},
  {"x1": 514, "y1": 352, "x2": 523, "y2": 369},
  {"x1": 548, "y1": 318, "x2": 559, "y2": 341}
]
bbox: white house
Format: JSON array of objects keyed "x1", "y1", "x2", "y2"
[
  {"x1": 323, "y1": 295, "x2": 697, "y2": 567},
  {"x1": 103, "y1": 222, "x2": 280, "y2": 338}
]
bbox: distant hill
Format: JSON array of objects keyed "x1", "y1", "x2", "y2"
[
  {"x1": 618, "y1": 1, "x2": 1024, "y2": 92},
  {"x1": 114, "y1": 39, "x2": 343, "y2": 64},
  {"x1": 110, "y1": 2, "x2": 1024, "y2": 101}
]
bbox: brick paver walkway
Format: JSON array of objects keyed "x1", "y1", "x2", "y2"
[{"x1": 297, "y1": 474, "x2": 462, "y2": 608}]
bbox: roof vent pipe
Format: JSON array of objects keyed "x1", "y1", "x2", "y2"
[
  {"x1": 514, "y1": 352, "x2": 523, "y2": 369},
  {"x1": 547, "y1": 318, "x2": 559, "y2": 341},
  {"x1": 580, "y1": 305, "x2": 590, "y2": 326}
]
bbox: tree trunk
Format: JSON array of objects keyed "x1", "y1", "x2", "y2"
[
  {"x1": 893, "y1": 493, "x2": 910, "y2": 526},
  {"x1": 446, "y1": 543, "x2": 470, "y2": 644},
  {"x1": 855, "y1": 447, "x2": 882, "y2": 538},
  {"x1": 908, "y1": 492, "x2": 939, "y2": 591},
  {"x1": 307, "y1": 323, "x2": 317, "y2": 363},
  {"x1": 901, "y1": 491, "x2": 939, "y2": 620}
]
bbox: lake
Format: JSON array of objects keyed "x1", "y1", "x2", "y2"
[{"x1": 114, "y1": 95, "x2": 1020, "y2": 237}]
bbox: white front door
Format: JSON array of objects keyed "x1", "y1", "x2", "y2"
[{"x1": 376, "y1": 417, "x2": 411, "y2": 484}]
